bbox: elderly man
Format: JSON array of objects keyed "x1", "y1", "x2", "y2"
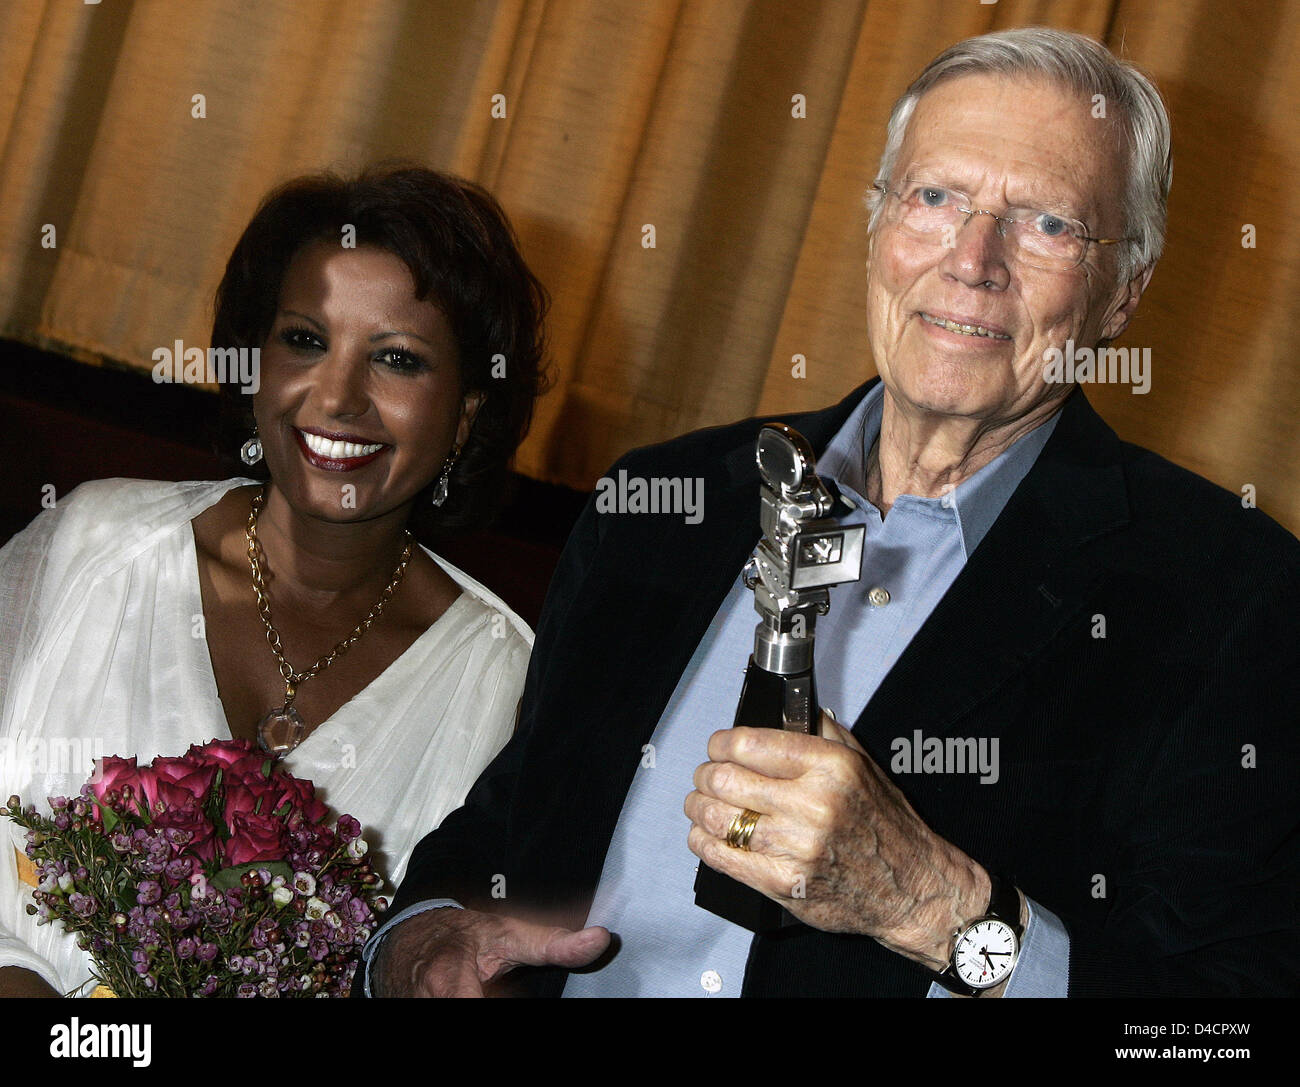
[{"x1": 366, "y1": 28, "x2": 1298, "y2": 997}]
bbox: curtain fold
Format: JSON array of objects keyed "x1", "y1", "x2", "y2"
[{"x1": 1, "y1": 0, "x2": 1296, "y2": 532}]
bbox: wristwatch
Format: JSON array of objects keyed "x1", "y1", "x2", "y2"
[{"x1": 934, "y1": 872, "x2": 1024, "y2": 996}]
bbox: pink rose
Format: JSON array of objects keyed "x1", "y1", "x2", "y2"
[
  {"x1": 151, "y1": 804, "x2": 218, "y2": 863},
  {"x1": 224, "y1": 812, "x2": 287, "y2": 866},
  {"x1": 88, "y1": 755, "x2": 137, "y2": 802},
  {"x1": 150, "y1": 757, "x2": 218, "y2": 803},
  {"x1": 88, "y1": 756, "x2": 160, "y2": 814},
  {"x1": 184, "y1": 739, "x2": 261, "y2": 770},
  {"x1": 153, "y1": 776, "x2": 212, "y2": 814},
  {"x1": 227, "y1": 754, "x2": 274, "y2": 781},
  {"x1": 273, "y1": 774, "x2": 329, "y2": 824},
  {"x1": 222, "y1": 774, "x2": 283, "y2": 829}
]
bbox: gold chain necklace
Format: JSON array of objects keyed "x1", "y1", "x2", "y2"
[{"x1": 245, "y1": 487, "x2": 414, "y2": 756}]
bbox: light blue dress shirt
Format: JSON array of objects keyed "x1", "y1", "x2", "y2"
[{"x1": 365, "y1": 383, "x2": 1070, "y2": 997}]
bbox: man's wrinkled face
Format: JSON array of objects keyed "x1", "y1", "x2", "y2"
[{"x1": 866, "y1": 73, "x2": 1145, "y2": 430}]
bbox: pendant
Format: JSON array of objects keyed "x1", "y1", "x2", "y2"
[{"x1": 256, "y1": 705, "x2": 306, "y2": 756}]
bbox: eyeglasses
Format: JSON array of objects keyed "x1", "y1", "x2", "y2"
[{"x1": 872, "y1": 180, "x2": 1130, "y2": 271}]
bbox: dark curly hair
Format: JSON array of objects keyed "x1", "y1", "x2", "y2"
[{"x1": 212, "y1": 164, "x2": 549, "y2": 532}]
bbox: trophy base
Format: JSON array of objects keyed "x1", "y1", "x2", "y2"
[
  {"x1": 692, "y1": 658, "x2": 817, "y2": 933},
  {"x1": 694, "y1": 863, "x2": 800, "y2": 932}
]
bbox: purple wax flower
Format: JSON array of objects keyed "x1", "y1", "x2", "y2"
[
  {"x1": 68, "y1": 892, "x2": 97, "y2": 917},
  {"x1": 165, "y1": 858, "x2": 192, "y2": 882},
  {"x1": 249, "y1": 917, "x2": 278, "y2": 949}
]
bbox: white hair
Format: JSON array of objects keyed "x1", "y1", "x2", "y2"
[{"x1": 866, "y1": 27, "x2": 1172, "y2": 283}]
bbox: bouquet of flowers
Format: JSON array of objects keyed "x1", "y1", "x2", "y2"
[{"x1": 3, "y1": 738, "x2": 386, "y2": 997}]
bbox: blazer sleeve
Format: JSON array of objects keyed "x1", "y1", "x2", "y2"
[
  {"x1": 1061, "y1": 559, "x2": 1300, "y2": 996},
  {"x1": 388, "y1": 488, "x2": 605, "y2": 917}
]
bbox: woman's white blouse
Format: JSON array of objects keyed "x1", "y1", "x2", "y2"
[{"x1": 0, "y1": 478, "x2": 532, "y2": 994}]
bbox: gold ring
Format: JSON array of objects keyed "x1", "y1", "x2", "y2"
[{"x1": 725, "y1": 808, "x2": 762, "y2": 851}]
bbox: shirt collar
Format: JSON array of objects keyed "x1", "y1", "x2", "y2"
[{"x1": 816, "y1": 381, "x2": 1060, "y2": 558}]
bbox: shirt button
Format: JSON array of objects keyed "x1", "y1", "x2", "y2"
[
  {"x1": 700, "y1": 970, "x2": 723, "y2": 994},
  {"x1": 868, "y1": 586, "x2": 891, "y2": 607}
]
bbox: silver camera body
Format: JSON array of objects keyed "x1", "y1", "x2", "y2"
[{"x1": 745, "y1": 424, "x2": 866, "y2": 684}]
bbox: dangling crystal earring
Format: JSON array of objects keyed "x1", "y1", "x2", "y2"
[
  {"x1": 240, "y1": 431, "x2": 263, "y2": 466},
  {"x1": 431, "y1": 444, "x2": 462, "y2": 507}
]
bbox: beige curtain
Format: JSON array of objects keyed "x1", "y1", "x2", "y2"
[{"x1": 1, "y1": 0, "x2": 1297, "y2": 532}]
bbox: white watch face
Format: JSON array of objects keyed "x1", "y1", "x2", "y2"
[{"x1": 953, "y1": 919, "x2": 1019, "y2": 989}]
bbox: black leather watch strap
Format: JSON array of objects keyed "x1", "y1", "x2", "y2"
[{"x1": 934, "y1": 872, "x2": 1023, "y2": 997}]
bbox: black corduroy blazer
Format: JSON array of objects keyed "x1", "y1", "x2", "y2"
[{"x1": 390, "y1": 380, "x2": 1300, "y2": 997}]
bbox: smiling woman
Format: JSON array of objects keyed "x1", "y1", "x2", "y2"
[
  {"x1": 0, "y1": 166, "x2": 548, "y2": 996},
  {"x1": 213, "y1": 166, "x2": 548, "y2": 534},
  {"x1": 247, "y1": 241, "x2": 476, "y2": 560}
]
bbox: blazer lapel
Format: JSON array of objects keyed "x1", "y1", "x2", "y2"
[{"x1": 851, "y1": 388, "x2": 1131, "y2": 746}]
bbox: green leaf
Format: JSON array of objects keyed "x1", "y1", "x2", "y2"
[
  {"x1": 210, "y1": 860, "x2": 293, "y2": 890},
  {"x1": 100, "y1": 806, "x2": 119, "y2": 834}
]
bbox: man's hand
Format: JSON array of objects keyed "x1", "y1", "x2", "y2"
[
  {"x1": 685, "y1": 715, "x2": 989, "y2": 970},
  {"x1": 371, "y1": 907, "x2": 610, "y2": 997}
]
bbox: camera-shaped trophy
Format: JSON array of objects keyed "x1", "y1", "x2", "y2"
[{"x1": 694, "y1": 423, "x2": 865, "y2": 932}]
